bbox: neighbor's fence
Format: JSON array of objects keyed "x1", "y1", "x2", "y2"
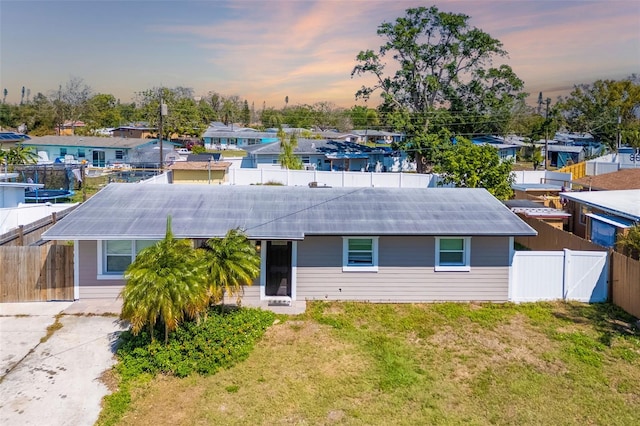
[
  {"x1": 515, "y1": 215, "x2": 606, "y2": 252},
  {"x1": 0, "y1": 205, "x2": 78, "y2": 247},
  {"x1": 0, "y1": 245, "x2": 74, "y2": 302},
  {"x1": 611, "y1": 251, "x2": 640, "y2": 319},
  {"x1": 557, "y1": 161, "x2": 587, "y2": 180},
  {"x1": 227, "y1": 168, "x2": 439, "y2": 188}
]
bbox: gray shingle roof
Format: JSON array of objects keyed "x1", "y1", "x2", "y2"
[
  {"x1": 42, "y1": 184, "x2": 536, "y2": 240},
  {"x1": 244, "y1": 139, "x2": 391, "y2": 156},
  {"x1": 24, "y1": 136, "x2": 152, "y2": 149}
]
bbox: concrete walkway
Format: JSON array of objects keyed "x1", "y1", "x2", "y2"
[{"x1": 0, "y1": 302, "x2": 126, "y2": 426}]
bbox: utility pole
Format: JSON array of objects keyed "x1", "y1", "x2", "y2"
[
  {"x1": 617, "y1": 114, "x2": 622, "y2": 150},
  {"x1": 544, "y1": 97, "x2": 551, "y2": 170},
  {"x1": 159, "y1": 90, "x2": 167, "y2": 170}
]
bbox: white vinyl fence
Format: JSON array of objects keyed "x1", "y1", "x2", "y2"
[
  {"x1": 510, "y1": 249, "x2": 608, "y2": 303},
  {"x1": 227, "y1": 168, "x2": 442, "y2": 188}
]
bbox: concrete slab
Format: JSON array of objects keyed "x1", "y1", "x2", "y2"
[
  {"x1": 63, "y1": 299, "x2": 123, "y2": 316},
  {"x1": 0, "y1": 316, "x2": 127, "y2": 426},
  {"x1": 0, "y1": 302, "x2": 72, "y2": 317}
]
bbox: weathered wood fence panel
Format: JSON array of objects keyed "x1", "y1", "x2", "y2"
[
  {"x1": 515, "y1": 215, "x2": 606, "y2": 252},
  {"x1": 0, "y1": 205, "x2": 78, "y2": 247},
  {"x1": 0, "y1": 245, "x2": 74, "y2": 302},
  {"x1": 611, "y1": 252, "x2": 640, "y2": 319}
]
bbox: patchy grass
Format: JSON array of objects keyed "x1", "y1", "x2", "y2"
[
  {"x1": 40, "y1": 313, "x2": 64, "y2": 344},
  {"x1": 104, "y1": 302, "x2": 640, "y2": 425}
]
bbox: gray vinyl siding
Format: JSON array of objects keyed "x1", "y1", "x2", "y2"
[
  {"x1": 78, "y1": 240, "x2": 124, "y2": 299},
  {"x1": 295, "y1": 236, "x2": 510, "y2": 302}
]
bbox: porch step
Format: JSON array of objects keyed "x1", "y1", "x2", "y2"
[{"x1": 267, "y1": 297, "x2": 292, "y2": 306}]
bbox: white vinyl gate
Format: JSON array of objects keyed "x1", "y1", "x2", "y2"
[{"x1": 510, "y1": 249, "x2": 608, "y2": 303}]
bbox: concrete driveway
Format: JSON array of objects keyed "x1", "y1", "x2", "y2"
[{"x1": 0, "y1": 302, "x2": 127, "y2": 426}]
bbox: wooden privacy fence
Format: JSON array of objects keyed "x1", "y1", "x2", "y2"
[
  {"x1": 0, "y1": 245, "x2": 74, "y2": 302},
  {"x1": 611, "y1": 252, "x2": 640, "y2": 319},
  {"x1": 0, "y1": 205, "x2": 78, "y2": 247},
  {"x1": 515, "y1": 215, "x2": 606, "y2": 252}
]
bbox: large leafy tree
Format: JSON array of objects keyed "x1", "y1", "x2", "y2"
[
  {"x1": 198, "y1": 228, "x2": 261, "y2": 305},
  {"x1": 135, "y1": 87, "x2": 205, "y2": 138},
  {"x1": 121, "y1": 217, "x2": 207, "y2": 343},
  {"x1": 560, "y1": 77, "x2": 640, "y2": 150},
  {"x1": 436, "y1": 138, "x2": 514, "y2": 200},
  {"x1": 352, "y1": 6, "x2": 525, "y2": 172},
  {"x1": 56, "y1": 77, "x2": 93, "y2": 135}
]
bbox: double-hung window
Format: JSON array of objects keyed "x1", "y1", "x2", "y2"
[
  {"x1": 343, "y1": 237, "x2": 378, "y2": 272},
  {"x1": 435, "y1": 237, "x2": 471, "y2": 272},
  {"x1": 98, "y1": 240, "x2": 158, "y2": 278}
]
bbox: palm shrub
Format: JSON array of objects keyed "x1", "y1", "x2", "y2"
[
  {"x1": 617, "y1": 224, "x2": 640, "y2": 260},
  {"x1": 199, "y1": 228, "x2": 261, "y2": 305},
  {"x1": 120, "y1": 216, "x2": 208, "y2": 343}
]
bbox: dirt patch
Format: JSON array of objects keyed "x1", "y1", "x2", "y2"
[
  {"x1": 427, "y1": 314, "x2": 566, "y2": 380},
  {"x1": 98, "y1": 368, "x2": 119, "y2": 393}
]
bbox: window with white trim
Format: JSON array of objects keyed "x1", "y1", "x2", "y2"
[
  {"x1": 99, "y1": 240, "x2": 158, "y2": 276},
  {"x1": 435, "y1": 237, "x2": 471, "y2": 272},
  {"x1": 343, "y1": 237, "x2": 378, "y2": 272}
]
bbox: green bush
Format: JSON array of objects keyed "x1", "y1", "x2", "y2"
[{"x1": 116, "y1": 306, "x2": 275, "y2": 378}]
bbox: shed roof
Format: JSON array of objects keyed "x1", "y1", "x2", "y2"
[
  {"x1": 168, "y1": 161, "x2": 231, "y2": 171},
  {"x1": 561, "y1": 189, "x2": 640, "y2": 221},
  {"x1": 42, "y1": 184, "x2": 536, "y2": 241}
]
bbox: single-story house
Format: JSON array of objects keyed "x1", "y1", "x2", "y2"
[
  {"x1": 110, "y1": 125, "x2": 156, "y2": 139},
  {"x1": 42, "y1": 184, "x2": 536, "y2": 306},
  {"x1": 57, "y1": 120, "x2": 86, "y2": 136},
  {"x1": 202, "y1": 123, "x2": 279, "y2": 148},
  {"x1": 352, "y1": 130, "x2": 405, "y2": 144},
  {"x1": 168, "y1": 160, "x2": 231, "y2": 184},
  {"x1": 561, "y1": 189, "x2": 640, "y2": 247},
  {"x1": 22, "y1": 136, "x2": 166, "y2": 167},
  {"x1": 471, "y1": 136, "x2": 520, "y2": 161},
  {"x1": 242, "y1": 139, "x2": 409, "y2": 171},
  {"x1": 546, "y1": 145, "x2": 585, "y2": 168}
]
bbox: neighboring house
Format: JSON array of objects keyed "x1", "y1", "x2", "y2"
[
  {"x1": 0, "y1": 132, "x2": 31, "y2": 149},
  {"x1": 42, "y1": 184, "x2": 536, "y2": 304},
  {"x1": 57, "y1": 120, "x2": 86, "y2": 136},
  {"x1": 169, "y1": 160, "x2": 231, "y2": 184},
  {"x1": 22, "y1": 136, "x2": 164, "y2": 167},
  {"x1": 572, "y1": 169, "x2": 640, "y2": 191},
  {"x1": 546, "y1": 145, "x2": 585, "y2": 168},
  {"x1": 471, "y1": 136, "x2": 520, "y2": 161},
  {"x1": 561, "y1": 189, "x2": 640, "y2": 248},
  {"x1": 351, "y1": 129, "x2": 405, "y2": 144},
  {"x1": 242, "y1": 139, "x2": 412, "y2": 172},
  {"x1": 110, "y1": 124, "x2": 156, "y2": 139},
  {"x1": 202, "y1": 123, "x2": 279, "y2": 148}
]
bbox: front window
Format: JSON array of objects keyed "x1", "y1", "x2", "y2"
[
  {"x1": 77, "y1": 149, "x2": 85, "y2": 158},
  {"x1": 60, "y1": 148, "x2": 67, "y2": 156},
  {"x1": 100, "y1": 240, "x2": 159, "y2": 276},
  {"x1": 343, "y1": 237, "x2": 378, "y2": 272},
  {"x1": 435, "y1": 237, "x2": 471, "y2": 272},
  {"x1": 115, "y1": 150, "x2": 124, "y2": 160}
]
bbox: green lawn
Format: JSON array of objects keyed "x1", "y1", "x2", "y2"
[{"x1": 104, "y1": 301, "x2": 640, "y2": 425}]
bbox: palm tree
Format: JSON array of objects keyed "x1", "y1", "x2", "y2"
[
  {"x1": 199, "y1": 228, "x2": 261, "y2": 305},
  {"x1": 120, "y1": 216, "x2": 207, "y2": 343},
  {"x1": 0, "y1": 144, "x2": 37, "y2": 171}
]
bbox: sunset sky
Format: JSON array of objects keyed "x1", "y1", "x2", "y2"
[{"x1": 1, "y1": 0, "x2": 638, "y2": 108}]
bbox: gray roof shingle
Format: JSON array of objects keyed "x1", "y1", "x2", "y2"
[{"x1": 42, "y1": 184, "x2": 537, "y2": 240}]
